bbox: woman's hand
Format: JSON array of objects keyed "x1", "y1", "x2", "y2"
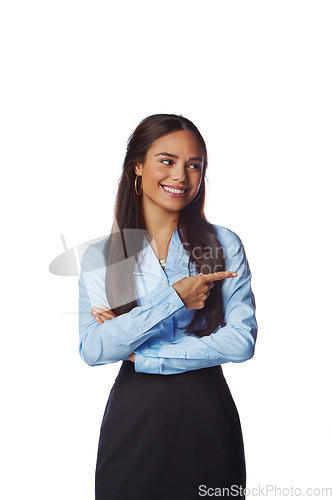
[
  {"x1": 90, "y1": 305, "x2": 136, "y2": 362},
  {"x1": 172, "y1": 270, "x2": 238, "y2": 310},
  {"x1": 91, "y1": 304, "x2": 117, "y2": 324}
]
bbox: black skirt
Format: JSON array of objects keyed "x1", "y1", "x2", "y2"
[{"x1": 95, "y1": 360, "x2": 246, "y2": 500}]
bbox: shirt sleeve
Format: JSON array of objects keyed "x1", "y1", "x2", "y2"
[
  {"x1": 134, "y1": 228, "x2": 257, "y2": 375},
  {"x1": 78, "y1": 242, "x2": 184, "y2": 366}
]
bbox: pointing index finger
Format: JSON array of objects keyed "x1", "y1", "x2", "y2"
[{"x1": 200, "y1": 271, "x2": 238, "y2": 281}]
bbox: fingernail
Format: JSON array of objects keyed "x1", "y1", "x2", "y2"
[{"x1": 232, "y1": 272, "x2": 238, "y2": 276}]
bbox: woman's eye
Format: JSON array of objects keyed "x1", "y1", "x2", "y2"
[{"x1": 160, "y1": 159, "x2": 201, "y2": 170}]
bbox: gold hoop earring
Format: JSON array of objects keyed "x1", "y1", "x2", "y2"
[{"x1": 134, "y1": 174, "x2": 142, "y2": 196}]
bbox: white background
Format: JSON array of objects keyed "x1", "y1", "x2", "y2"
[{"x1": 1, "y1": 1, "x2": 332, "y2": 498}]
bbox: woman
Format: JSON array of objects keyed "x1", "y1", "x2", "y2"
[{"x1": 78, "y1": 113, "x2": 257, "y2": 500}]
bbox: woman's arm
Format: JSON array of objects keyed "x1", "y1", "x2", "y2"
[
  {"x1": 134, "y1": 229, "x2": 258, "y2": 375},
  {"x1": 78, "y1": 242, "x2": 184, "y2": 366}
]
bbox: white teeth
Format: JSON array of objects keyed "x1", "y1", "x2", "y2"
[{"x1": 162, "y1": 186, "x2": 186, "y2": 194}]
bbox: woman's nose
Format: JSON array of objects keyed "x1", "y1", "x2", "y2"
[{"x1": 172, "y1": 165, "x2": 188, "y2": 182}]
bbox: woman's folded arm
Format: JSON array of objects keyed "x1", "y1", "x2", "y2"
[
  {"x1": 78, "y1": 242, "x2": 184, "y2": 366},
  {"x1": 134, "y1": 229, "x2": 258, "y2": 375}
]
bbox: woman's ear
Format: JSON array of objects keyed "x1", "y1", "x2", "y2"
[{"x1": 134, "y1": 163, "x2": 143, "y2": 176}]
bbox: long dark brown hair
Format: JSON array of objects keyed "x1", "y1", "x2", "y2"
[{"x1": 104, "y1": 113, "x2": 226, "y2": 337}]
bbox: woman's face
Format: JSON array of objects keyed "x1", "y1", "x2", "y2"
[{"x1": 134, "y1": 130, "x2": 204, "y2": 214}]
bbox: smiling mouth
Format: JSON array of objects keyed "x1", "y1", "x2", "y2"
[{"x1": 161, "y1": 185, "x2": 189, "y2": 194}]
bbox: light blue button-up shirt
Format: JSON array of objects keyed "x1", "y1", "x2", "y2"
[{"x1": 78, "y1": 224, "x2": 257, "y2": 375}]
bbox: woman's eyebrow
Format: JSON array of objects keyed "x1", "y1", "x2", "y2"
[{"x1": 155, "y1": 152, "x2": 203, "y2": 161}]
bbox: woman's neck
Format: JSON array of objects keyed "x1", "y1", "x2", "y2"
[{"x1": 144, "y1": 213, "x2": 179, "y2": 239}]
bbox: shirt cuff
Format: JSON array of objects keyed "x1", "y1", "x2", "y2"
[
  {"x1": 143, "y1": 281, "x2": 185, "y2": 310},
  {"x1": 134, "y1": 352, "x2": 160, "y2": 374}
]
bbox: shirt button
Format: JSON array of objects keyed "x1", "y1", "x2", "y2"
[
  {"x1": 168, "y1": 303, "x2": 174, "y2": 309},
  {"x1": 144, "y1": 349, "x2": 150, "y2": 354},
  {"x1": 138, "y1": 327, "x2": 143, "y2": 333},
  {"x1": 144, "y1": 360, "x2": 150, "y2": 366},
  {"x1": 175, "y1": 310, "x2": 180, "y2": 315},
  {"x1": 181, "y1": 351, "x2": 186, "y2": 356}
]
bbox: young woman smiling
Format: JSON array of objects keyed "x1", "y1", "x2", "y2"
[{"x1": 78, "y1": 113, "x2": 258, "y2": 500}]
